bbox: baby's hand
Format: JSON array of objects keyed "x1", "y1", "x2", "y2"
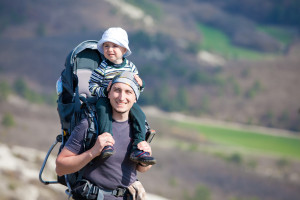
[
  {"x1": 107, "y1": 81, "x2": 112, "y2": 91},
  {"x1": 137, "y1": 141, "x2": 152, "y2": 155},
  {"x1": 134, "y1": 75, "x2": 143, "y2": 87}
]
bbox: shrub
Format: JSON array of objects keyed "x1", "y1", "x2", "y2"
[
  {"x1": 0, "y1": 81, "x2": 11, "y2": 101},
  {"x1": 247, "y1": 159, "x2": 257, "y2": 169},
  {"x1": 169, "y1": 177, "x2": 178, "y2": 187},
  {"x1": 188, "y1": 144, "x2": 198, "y2": 152},
  {"x1": 245, "y1": 80, "x2": 262, "y2": 99},
  {"x1": 125, "y1": 0, "x2": 162, "y2": 20},
  {"x1": 12, "y1": 77, "x2": 56, "y2": 105},
  {"x1": 185, "y1": 184, "x2": 211, "y2": 200},
  {"x1": 13, "y1": 78, "x2": 28, "y2": 97},
  {"x1": 36, "y1": 23, "x2": 46, "y2": 37},
  {"x1": 2, "y1": 113, "x2": 15, "y2": 128},
  {"x1": 176, "y1": 87, "x2": 189, "y2": 111},
  {"x1": 227, "y1": 152, "x2": 243, "y2": 164},
  {"x1": 276, "y1": 157, "x2": 289, "y2": 169}
]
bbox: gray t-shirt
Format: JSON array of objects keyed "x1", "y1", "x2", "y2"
[{"x1": 65, "y1": 118, "x2": 137, "y2": 199}]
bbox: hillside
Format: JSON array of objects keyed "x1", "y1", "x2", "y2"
[
  {"x1": 0, "y1": 0, "x2": 300, "y2": 131},
  {"x1": 1, "y1": 95, "x2": 300, "y2": 200}
]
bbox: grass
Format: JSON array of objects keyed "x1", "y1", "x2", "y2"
[
  {"x1": 168, "y1": 120, "x2": 300, "y2": 159},
  {"x1": 196, "y1": 23, "x2": 274, "y2": 60},
  {"x1": 257, "y1": 25, "x2": 295, "y2": 46},
  {"x1": 125, "y1": 0, "x2": 162, "y2": 20}
]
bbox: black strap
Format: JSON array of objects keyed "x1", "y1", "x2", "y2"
[
  {"x1": 77, "y1": 180, "x2": 127, "y2": 199},
  {"x1": 104, "y1": 187, "x2": 127, "y2": 197}
]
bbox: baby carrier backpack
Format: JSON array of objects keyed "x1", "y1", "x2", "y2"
[
  {"x1": 39, "y1": 40, "x2": 102, "y2": 196},
  {"x1": 39, "y1": 40, "x2": 156, "y2": 198}
]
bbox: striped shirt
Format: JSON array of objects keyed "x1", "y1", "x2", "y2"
[{"x1": 89, "y1": 58, "x2": 140, "y2": 97}]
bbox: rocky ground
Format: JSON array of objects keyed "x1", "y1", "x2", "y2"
[
  {"x1": 0, "y1": 143, "x2": 65, "y2": 200},
  {"x1": 0, "y1": 96, "x2": 168, "y2": 199},
  {"x1": 1, "y1": 95, "x2": 300, "y2": 200},
  {"x1": 0, "y1": 143, "x2": 168, "y2": 200}
]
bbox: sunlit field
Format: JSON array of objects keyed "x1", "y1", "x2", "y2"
[
  {"x1": 168, "y1": 119, "x2": 300, "y2": 159},
  {"x1": 197, "y1": 23, "x2": 277, "y2": 60}
]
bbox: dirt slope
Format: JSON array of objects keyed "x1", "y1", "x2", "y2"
[{"x1": 1, "y1": 96, "x2": 300, "y2": 200}]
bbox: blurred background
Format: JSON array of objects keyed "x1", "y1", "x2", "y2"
[{"x1": 0, "y1": 0, "x2": 300, "y2": 199}]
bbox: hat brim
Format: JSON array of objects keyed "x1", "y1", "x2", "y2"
[{"x1": 97, "y1": 38, "x2": 132, "y2": 57}]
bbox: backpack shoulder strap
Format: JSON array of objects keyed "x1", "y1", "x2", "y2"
[
  {"x1": 71, "y1": 101, "x2": 98, "y2": 188},
  {"x1": 82, "y1": 102, "x2": 98, "y2": 151}
]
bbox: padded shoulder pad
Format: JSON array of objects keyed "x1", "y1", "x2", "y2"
[{"x1": 77, "y1": 69, "x2": 92, "y2": 97}]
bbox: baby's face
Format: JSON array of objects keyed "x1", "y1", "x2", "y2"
[{"x1": 102, "y1": 42, "x2": 127, "y2": 64}]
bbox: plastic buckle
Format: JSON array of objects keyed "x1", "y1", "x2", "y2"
[{"x1": 113, "y1": 188, "x2": 126, "y2": 197}]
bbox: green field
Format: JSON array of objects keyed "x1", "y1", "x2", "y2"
[
  {"x1": 196, "y1": 23, "x2": 275, "y2": 60},
  {"x1": 258, "y1": 25, "x2": 295, "y2": 46},
  {"x1": 169, "y1": 120, "x2": 300, "y2": 159}
]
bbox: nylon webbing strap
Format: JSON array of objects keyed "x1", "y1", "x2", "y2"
[{"x1": 79, "y1": 180, "x2": 127, "y2": 199}]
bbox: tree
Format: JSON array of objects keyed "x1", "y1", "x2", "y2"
[{"x1": 176, "y1": 87, "x2": 189, "y2": 111}]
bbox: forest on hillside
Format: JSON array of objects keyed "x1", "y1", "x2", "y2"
[{"x1": 0, "y1": 0, "x2": 300, "y2": 131}]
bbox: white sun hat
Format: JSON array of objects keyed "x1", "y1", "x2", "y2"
[{"x1": 97, "y1": 27, "x2": 132, "y2": 57}]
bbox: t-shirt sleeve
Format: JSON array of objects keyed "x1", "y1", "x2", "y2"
[{"x1": 64, "y1": 118, "x2": 89, "y2": 154}]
